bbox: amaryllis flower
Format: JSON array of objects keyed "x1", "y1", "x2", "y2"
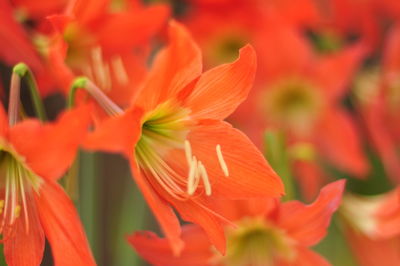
[
  {"x1": 129, "y1": 180, "x2": 345, "y2": 266},
  {"x1": 0, "y1": 101, "x2": 95, "y2": 264},
  {"x1": 46, "y1": 0, "x2": 170, "y2": 105},
  {"x1": 357, "y1": 24, "x2": 400, "y2": 183},
  {"x1": 84, "y1": 21, "x2": 284, "y2": 254},
  {"x1": 340, "y1": 188, "x2": 400, "y2": 266}
]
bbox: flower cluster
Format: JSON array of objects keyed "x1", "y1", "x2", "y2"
[{"x1": 0, "y1": 0, "x2": 399, "y2": 265}]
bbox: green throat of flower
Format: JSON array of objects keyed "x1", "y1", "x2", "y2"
[
  {"x1": 220, "y1": 218, "x2": 295, "y2": 266},
  {"x1": 262, "y1": 79, "x2": 323, "y2": 134},
  {"x1": 134, "y1": 102, "x2": 230, "y2": 201},
  {"x1": 0, "y1": 149, "x2": 42, "y2": 236}
]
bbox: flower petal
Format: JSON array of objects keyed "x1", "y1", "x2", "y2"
[
  {"x1": 84, "y1": 107, "x2": 143, "y2": 157},
  {"x1": 185, "y1": 120, "x2": 284, "y2": 198},
  {"x1": 129, "y1": 159, "x2": 184, "y2": 255},
  {"x1": 133, "y1": 20, "x2": 202, "y2": 112},
  {"x1": 9, "y1": 105, "x2": 92, "y2": 181},
  {"x1": 278, "y1": 180, "x2": 345, "y2": 246},
  {"x1": 3, "y1": 192, "x2": 45, "y2": 266},
  {"x1": 34, "y1": 181, "x2": 96, "y2": 266},
  {"x1": 97, "y1": 4, "x2": 170, "y2": 54},
  {"x1": 184, "y1": 44, "x2": 256, "y2": 120},
  {"x1": 128, "y1": 225, "x2": 212, "y2": 266},
  {"x1": 280, "y1": 247, "x2": 330, "y2": 266},
  {"x1": 314, "y1": 109, "x2": 369, "y2": 177}
]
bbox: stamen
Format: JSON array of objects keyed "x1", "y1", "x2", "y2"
[
  {"x1": 216, "y1": 144, "x2": 229, "y2": 177},
  {"x1": 111, "y1": 56, "x2": 129, "y2": 85},
  {"x1": 187, "y1": 156, "x2": 198, "y2": 195},
  {"x1": 184, "y1": 140, "x2": 192, "y2": 166},
  {"x1": 198, "y1": 162, "x2": 212, "y2": 196},
  {"x1": 92, "y1": 47, "x2": 108, "y2": 89}
]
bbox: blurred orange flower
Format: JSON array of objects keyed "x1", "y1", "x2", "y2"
[{"x1": 129, "y1": 180, "x2": 345, "y2": 266}]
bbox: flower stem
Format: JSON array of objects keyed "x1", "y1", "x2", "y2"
[
  {"x1": 68, "y1": 77, "x2": 123, "y2": 115},
  {"x1": 11, "y1": 63, "x2": 47, "y2": 123}
]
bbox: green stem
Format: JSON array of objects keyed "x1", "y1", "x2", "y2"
[
  {"x1": 264, "y1": 130, "x2": 296, "y2": 201},
  {"x1": 12, "y1": 63, "x2": 47, "y2": 122},
  {"x1": 68, "y1": 77, "x2": 122, "y2": 115}
]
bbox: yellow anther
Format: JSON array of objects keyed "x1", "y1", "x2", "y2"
[
  {"x1": 14, "y1": 205, "x2": 21, "y2": 218},
  {"x1": 199, "y1": 162, "x2": 212, "y2": 196}
]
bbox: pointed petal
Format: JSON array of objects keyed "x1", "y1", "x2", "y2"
[
  {"x1": 134, "y1": 20, "x2": 202, "y2": 112},
  {"x1": 84, "y1": 107, "x2": 143, "y2": 157},
  {"x1": 3, "y1": 192, "x2": 45, "y2": 266},
  {"x1": 34, "y1": 181, "x2": 96, "y2": 266},
  {"x1": 9, "y1": 105, "x2": 92, "y2": 181},
  {"x1": 314, "y1": 109, "x2": 369, "y2": 177},
  {"x1": 167, "y1": 197, "x2": 227, "y2": 254},
  {"x1": 0, "y1": 1, "x2": 43, "y2": 70},
  {"x1": 278, "y1": 180, "x2": 345, "y2": 246},
  {"x1": 345, "y1": 226, "x2": 400, "y2": 266},
  {"x1": 129, "y1": 159, "x2": 184, "y2": 255},
  {"x1": 184, "y1": 45, "x2": 256, "y2": 120},
  {"x1": 184, "y1": 120, "x2": 284, "y2": 198},
  {"x1": 313, "y1": 44, "x2": 366, "y2": 101},
  {"x1": 97, "y1": 5, "x2": 170, "y2": 53},
  {"x1": 128, "y1": 225, "x2": 212, "y2": 266},
  {"x1": 68, "y1": 0, "x2": 110, "y2": 25}
]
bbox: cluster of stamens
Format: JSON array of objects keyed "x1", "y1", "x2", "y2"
[
  {"x1": 80, "y1": 46, "x2": 129, "y2": 91},
  {"x1": 184, "y1": 141, "x2": 229, "y2": 197}
]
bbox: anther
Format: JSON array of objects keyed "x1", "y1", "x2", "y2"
[
  {"x1": 187, "y1": 156, "x2": 197, "y2": 195},
  {"x1": 112, "y1": 56, "x2": 129, "y2": 85},
  {"x1": 199, "y1": 162, "x2": 212, "y2": 196},
  {"x1": 216, "y1": 144, "x2": 229, "y2": 177},
  {"x1": 14, "y1": 205, "x2": 21, "y2": 219},
  {"x1": 184, "y1": 140, "x2": 192, "y2": 166},
  {"x1": 0, "y1": 200, "x2": 4, "y2": 214}
]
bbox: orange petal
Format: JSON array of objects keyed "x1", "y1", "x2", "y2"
[
  {"x1": 0, "y1": 104, "x2": 8, "y2": 138},
  {"x1": 129, "y1": 159, "x2": 184, "y2": 255},
  {"x1": 278, "y1": 180, "x2": 345, "y2": 246},
  {"x1": 34, "y1": 181, "x2": 96, "y2": 266},
  {"x1": 97, "y1": 4, "x2": 170, "y2": 54},
  {"x1": 345, "y1": 226, "x2": 400, "y2": 266},
  {"x1": 186, "y1": 120, "x2": 284, "y2": 198},
  {"x1": 184, "y1": 44, "x2": 256, "y2": 120},
  {"x1": 280, "y1": 247, "x2": 330, "y2": 266},
  {"x1": 128, "y1": 225, "x2": 212, "y2": 266},
  {"x1": 84, "y1": 107, "x2": 143, "y2": 157},
  {"x1": 9, "y1": 105, "x2": 92, "y2": 181},
  {"x1": 68, "y1": 0, "x2": 109, "y2": 25},
  {"x1": 313, "y1": 43, "x2": 366, "y2": 101},
  {"x1": 294, "y1": 160, "x2": 327, "y2": 201},
  {"x1": 4, "y1": 192, "x2": 45, "y2": 266},
  {"x1": 133, "y1": 20, "x2": 202, "y2": 112},
  {"x1": 314, "y1": 109, "x2": 369, "y2": 177}
]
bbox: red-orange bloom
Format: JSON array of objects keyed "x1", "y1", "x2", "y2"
[
  {"x1": 129, "y1": 180, "x2": 345, "y2": 266},
  {"x1": 0, "y1": 105, "x2": 95, "y2": 266},
  {"x1": 340, "y1": 188, "x2": 400, "y2": 266},
  {"x1": 84, "y1": 21, "x2": 284, "y2": 254}
]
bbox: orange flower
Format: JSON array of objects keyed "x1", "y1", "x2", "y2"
[
  {"x1": 0, "y1": 104, "x2": 95, "y2": 265},
  {"x1": 357, "y1": 25, "x2": 400, "y2": 183},
  {"x1": 340, "y1": 188, "x2": 400, "y2": 266},
  {"x1": 129, "y1": 180, "x2": 345, "y2": 266},
  {"x1": 46, "y1": 0, "x2": 170, "y2": 105},
  {"x1": 84, "y1": 21, "x2": 284, "y2": 254}
]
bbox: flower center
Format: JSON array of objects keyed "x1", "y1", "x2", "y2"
[
  {"x1": 217, "y1": 218, "x2": 295, "y2": 266},
  {"x1": 135, "y1": 102, "x2": 229, "y2": 201},
  {"x1": 261, "y1": 79, "x2": 323, "y2": 134},
  {"x1": 0, "y1": 149, "x2": 42, "y2": 237}
]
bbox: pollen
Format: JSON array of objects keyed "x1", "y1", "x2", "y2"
[
  {"x1": 14, "y1": 205, "x2": 21, "y2": 218},
  {"x1": 216, "y1": 144, "x2": 229, "y2": 177}
]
